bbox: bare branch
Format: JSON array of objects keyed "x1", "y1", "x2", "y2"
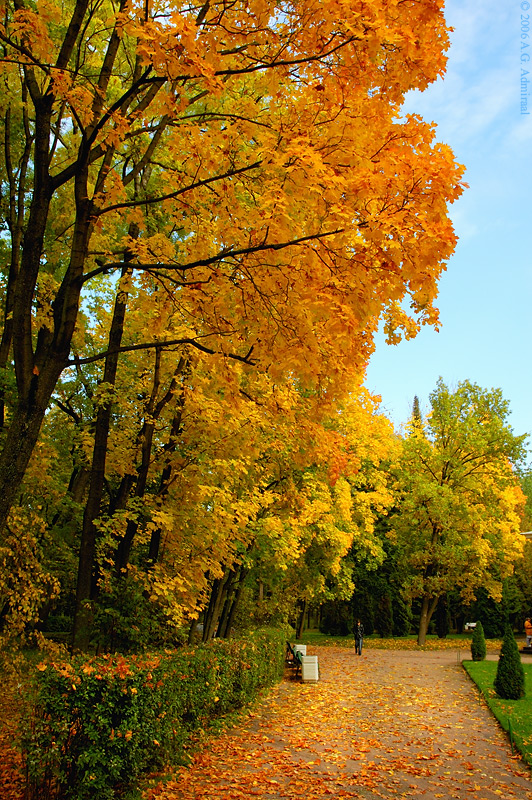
[
  {"x1": 96, "y1": 159, "x2": 263, "y2": 215},
  {"x1": 81, "y1": 228, "x2": 344, "y2": 283},
  {"x1": 67, "y1": 337, "x2": 256, "y2": 367}
]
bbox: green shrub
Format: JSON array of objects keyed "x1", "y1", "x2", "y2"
[
  {"x1": 471, "y1": 621, "x2": 486, "y2": 661},
  {"x1": 23, "y1": 628, "x2": 285, "y2": 800},
  {"x1": 91, "y1": 575, "x2": 189, "y2": 653},
  {"x1": 494, "y1": 624, "x2": 525, "y2": 700}
]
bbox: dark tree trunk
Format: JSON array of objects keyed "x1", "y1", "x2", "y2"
[
  {"x1": 417, "y1": 594, "x2": 439, "y2": 645},
  {"x1": 219, "y1": 565, "x2": 248, "y2": 638},
  {"x1": 187, "y1": 617, "x2": 198, "y2": 645},
  {"x1": 296, "y1": 599, "x2": 307, "y2": 640},
  {"x1": 72, "y1": 264, "x2": 131, "y2": 651},
  {"x1": 203, "y1": 571, "x2": 235, "y2": 642},
  {"x1": 147, "y1": 375, "x2": 187, "y2": 565},
  {"x1": 114, "y1": 351, "x2": 185, "y2": 574},
  {"x1": 217, "y1": 569, "x2": 238, "y2": 638},
  {"x1": 0, "y1": 124, "x2": 93, "y2": 543},
  {"x1": 0, "y1": 102, "x2": 32, "y2": 430},
  {"x1": 202, "y1": 578, "x2": 221, "y2": 642}
]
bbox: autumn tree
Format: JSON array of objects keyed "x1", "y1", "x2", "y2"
[
  {"x1": 0, "y1": 0, "x2": 464, "y2": 523},
  {"x1": 0, "y1": 0, "x2": 466, "y2": 648},
  {"x1": 34, "y1": 342, "x2": 396, "y2": 650},
  {"x1": 391, "y1": 379, "x2": 527, "y2": 645},
  {"x1": 196, "y1": 382, "x2": 396, "y2": 641},
  {"x1": 182, "y1": 382, "x2": 397, "y2": 641},
  {"x1": 51, "y1": 322, "x2": 395, "y2": 648}
]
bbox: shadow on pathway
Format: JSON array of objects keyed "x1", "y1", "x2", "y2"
[{"x1": 145, "y1": 646, "x2": 532, "y2": 800}]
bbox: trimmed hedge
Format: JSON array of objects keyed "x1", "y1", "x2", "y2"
[
  {"x1": 23, "y1": 628, "x2": 285, "y2": 800},
  {"x1": 494, "y1": 624, "x2": 525, "y2": 700}
]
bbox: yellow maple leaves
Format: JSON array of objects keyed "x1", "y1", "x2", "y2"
[{"x1": 0, "y1": 0, "x2": 469, "y2": 642}]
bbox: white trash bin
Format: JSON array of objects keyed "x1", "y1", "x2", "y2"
[
  {"x1": 293, "y1": 644, "x2": 307, "y2": 657},
  {"x1": 301, "y1": 655, "x2": 319, "y2": 682}
]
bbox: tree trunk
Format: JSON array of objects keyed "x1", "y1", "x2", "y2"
[
  {"x1": 202, "y1": 578, "x2": 221, "y2": 642},
  {"x1": 114, "y1": 351, "x2": 185, "y2": 574},
  {"x1": 417, "y1": 594, "x2": 439, "y2": 645},
  {"x1": 147, "y1": 385, "x2": 187, "y2": 564},
  {"x1": 218, "y1": 568, "x2": 241, "y2": 638},
  {"x1": 217, "y1": 584, "x2": 235, "y2": 639},
  {"x1": 296, "y1": 599, "x2": 307, "y2": 640},
  {"x1": 113, "y1": 418, "x2": 155, "y2": 574},
  {"x1": 203, "y1": 571, "x2": 234, "y2": 642},
  {"x1": 0, "y1": 139, "x2": 92, "y2": 542},
  {"x1": 0, "y1": 360, "x2": 68, "y2": 539},
  {"x1": 187, "y1": 617, "x2": 198, "y2": 645},
  {"x1": 219, "y1": 566, "x2": 248, "y2": 638},
  {"x1": 0, "y1": 103, "x2": 32, "y2": 430},
  {"x1": 72, "y1": 264, "x2": 131, "y2": 651}
]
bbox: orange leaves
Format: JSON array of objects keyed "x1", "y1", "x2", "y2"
[
  {"x1": 0, "y1": 0, "x2": 467, "y2": 657},
  {"x1": 6, "y1": 7, "x2": 55, "y2": 61},
  {"x1": 143, "y1": 646, "x2": 532, "y2": 800}
]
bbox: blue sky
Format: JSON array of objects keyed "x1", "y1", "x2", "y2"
[{"x1": 364, "y1": 0, "x2": 532, "y2": 456}]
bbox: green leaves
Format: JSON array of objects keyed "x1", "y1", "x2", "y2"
[
  {"x1": 392, "y1": 380, "x2": 527, "y2": 644},
  {"x1": 470, "y1": 621, "x2": 487, "y2": 661},
  {"x1": 494, "y1": 624, "x2": 525, "y2": 700},
  {"x1": 23, "y1": 629, "x2": 286, "y2": 799}
]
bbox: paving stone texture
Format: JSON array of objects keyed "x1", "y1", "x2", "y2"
[{"x1": 147, "y1": 646, "x2": 532, "y2": 800}]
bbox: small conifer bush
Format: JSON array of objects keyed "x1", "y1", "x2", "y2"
[
  {"x1": 494, "y1": 623, "x2": 525, "y2": 700},
  {"x1": 471, "y1": 621, "x2": 486, "y2": 661}
]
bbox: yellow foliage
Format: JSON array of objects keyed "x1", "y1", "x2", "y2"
[{"x1": 0, "y1": 0, "x2": 467, "y2": 643}]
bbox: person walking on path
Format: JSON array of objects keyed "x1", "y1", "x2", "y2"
[
  {"x1": 525, "y1": 617, "x2": 532, "y2": 646},
  {"x1": 354, "y1": 619, "x2": 364, "y2": 655}
]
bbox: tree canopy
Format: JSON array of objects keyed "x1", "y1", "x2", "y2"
[
  {"x1": 0, "y1": 0, "x2": 468, "y2": 649},
  {"x1": 391, "y1": 379, "x2": 527, "y2": 645}
]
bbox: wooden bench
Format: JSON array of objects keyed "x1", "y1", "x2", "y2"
[{"x1": 285, "y1": 641, "x2": 303, "y2": 677}]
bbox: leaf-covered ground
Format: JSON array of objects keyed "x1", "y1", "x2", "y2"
[
  {"x1": 145, "y1": 646, "x2": 532, "y2": 800},
  {"x1": 301, "y1": 633, "x2": 504, "y2": 652},
  {"x1": 0, "y1": 676, "x2": 26, "y2": 800}
]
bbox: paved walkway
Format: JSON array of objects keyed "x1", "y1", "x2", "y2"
[{"x1": 146, "y1": 646, "x2": 532, "y2": 800}]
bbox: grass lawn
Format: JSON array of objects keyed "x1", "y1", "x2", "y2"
[{"x1": 463, "y1": 660, "x2": 532, "y2": 768}]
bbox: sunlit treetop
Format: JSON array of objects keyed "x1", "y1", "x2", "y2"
[{"x1": 0, "y1": 0, "x2": 465, "y2": 537}]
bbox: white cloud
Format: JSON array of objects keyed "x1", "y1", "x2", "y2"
[{"x1": 402, "y1": 0, "x2": 517, "y2": 152}]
